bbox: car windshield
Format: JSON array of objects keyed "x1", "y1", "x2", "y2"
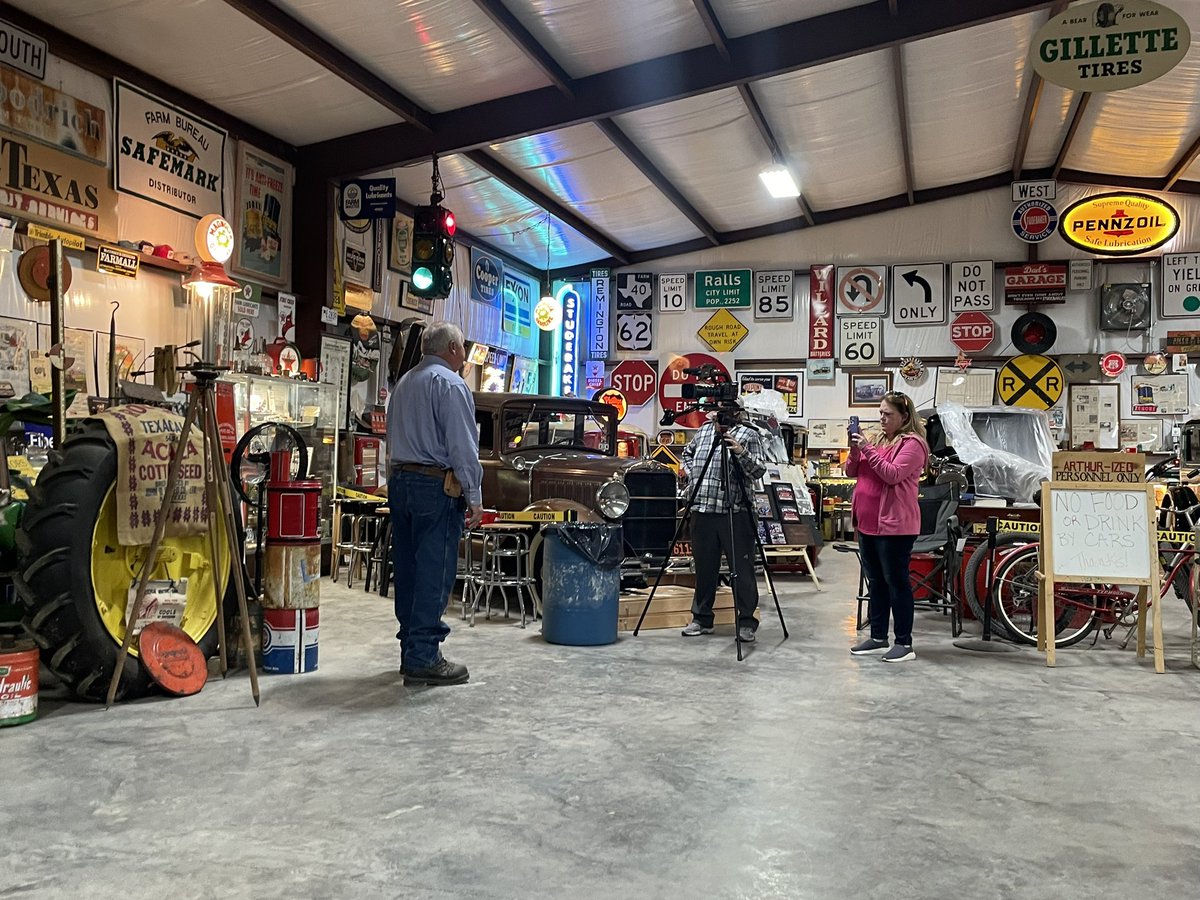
[{"x1": 502, "y1": 405, "x2": 613, "y2": 454}]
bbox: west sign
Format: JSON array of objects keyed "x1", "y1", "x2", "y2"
[
  {"x1": 1031, "y1": 0, "x2": 1190, "y2": 92},
  {"x1": 1058, "y1": 192, "x2": 1179, "y2": 256}
]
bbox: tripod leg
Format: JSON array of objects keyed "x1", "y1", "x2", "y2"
[
  {"x1": 726, "y1": 447, "x2": 789, "y2": 640},
  {"x1": 105, "y1": 389, "x2": 202, "y2": 708},
  {"x1": 202, "y1": 388, "x2": 261, "y2": 706},
  {"x1": 632, "y1": 434, "x2": 721, "y2": 636},
  {"x1": 200, "y1": 404, "x2": 229, "y2": 676},
  {"x1": 720, "y1": 444, "x2": 744, "y2": 662}
]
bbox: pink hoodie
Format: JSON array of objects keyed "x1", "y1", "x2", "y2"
[{"x1": 845, "y1": 433, "x2": 928, "y2": 536}]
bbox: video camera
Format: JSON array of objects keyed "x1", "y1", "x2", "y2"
[{"x1": 661, "y1": 364, "x2": 743, "y2": 428}]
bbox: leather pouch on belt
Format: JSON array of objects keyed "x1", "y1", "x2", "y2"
[{"x1": 443, "y1": 470, "x2": 463, "y2": 498}]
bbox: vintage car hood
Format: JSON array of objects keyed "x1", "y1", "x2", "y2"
[{"x1": 505, "y1": 450, "x2": 667, "y2": 478}]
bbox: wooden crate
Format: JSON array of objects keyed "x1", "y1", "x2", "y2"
[
  {"x1": 618, "y1": 585, "x2": 735, "y2": 631},
  {"x1": 619, "y1": 608, "x2": 737, "y2": 632}
]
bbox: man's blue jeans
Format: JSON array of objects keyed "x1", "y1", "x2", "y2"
[{"x1": 389, "y1": 470, "x2": 464, "y2": 670}]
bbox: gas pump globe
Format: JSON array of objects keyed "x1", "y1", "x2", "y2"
[{"x1": 182, "y1": 214, "x2": 240, "y2": 366}]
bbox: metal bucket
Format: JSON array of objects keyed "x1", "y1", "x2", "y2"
[
  {"x1": 263, "y1": 543, "x2": 321, "y2": 609},
  {"x1": 262, "y1": 607, "x2": 319, "y2": 674},
  {"x1": 0, "y1": 639, "x2": 38, "y2": 727}
]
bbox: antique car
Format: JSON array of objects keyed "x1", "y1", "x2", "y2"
[{"x1": 473, "y1": 393, "x2": 678, "y2": 566}]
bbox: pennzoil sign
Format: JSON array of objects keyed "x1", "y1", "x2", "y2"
[{"x1": 1058, "y1": 192, "x2": 1179, "y2": 255}]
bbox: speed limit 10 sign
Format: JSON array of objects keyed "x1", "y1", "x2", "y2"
[
  {"x1": 838, "y1": 317, "x2": 882, "y2": 367},
  {"x1": 754, "y1": 270, "x2": 794, "y2": 320},
  {"x1": 658, "y1": 273, "x2": 687, "y2": 313}
]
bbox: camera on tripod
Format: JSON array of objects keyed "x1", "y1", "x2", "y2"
[{"x1": 661, "y1": 364, "x2": 743, "y2": 428}]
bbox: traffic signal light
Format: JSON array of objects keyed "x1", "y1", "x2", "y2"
[{"x1": 409, "y1": 204, "x2": 455, "y2": 299}]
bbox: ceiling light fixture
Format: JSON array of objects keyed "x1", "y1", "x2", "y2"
[{"x1": 759, "y1": 164, "x2": 801, "y2": 199}]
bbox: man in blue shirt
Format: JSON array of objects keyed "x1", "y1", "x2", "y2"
[{"x1": 387, "y1": 321, "x2": 484, "y2": 686}]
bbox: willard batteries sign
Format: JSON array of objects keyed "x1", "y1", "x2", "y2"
[
  {"x1": 1058, "y1": 192, "x2": 1179, "y2": 255},
  {"x1": 115, "y1": 80, "x2": 227, "y2": 218},
  {"x1": 1032, "y1": 0, "x2": 1189, "y2": 92}
]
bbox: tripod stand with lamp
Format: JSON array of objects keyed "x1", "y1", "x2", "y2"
[{"x1": 632, "y1": 367, "x2": 788, "y2": 661}]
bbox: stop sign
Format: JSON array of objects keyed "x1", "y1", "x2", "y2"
[
  {"x1": 950, "y1": 312, "x2": 995, "y2": 353},
  {"x1": 611, "y1": 360, "x2": 656, "y2": 406}
]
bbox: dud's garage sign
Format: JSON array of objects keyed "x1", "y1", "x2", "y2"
[
  {"x1": 1032, "y1": 0, "x2": 1189, "y2": 92},
  {"x1": 1058, "y1": 192, "x2": 1179, "y2": 256}
]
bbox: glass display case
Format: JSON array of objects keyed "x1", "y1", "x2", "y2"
[{"x1": 219, "y1": 373, "x2": 340, "y2": 544}]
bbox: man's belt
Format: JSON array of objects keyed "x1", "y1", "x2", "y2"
[{"x1": 392, "y1": 462, "x2": 448, "y2": 479}]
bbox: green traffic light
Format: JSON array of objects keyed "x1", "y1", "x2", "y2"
[{"x1": 412, "y1": 266, "x2": 434, "y2": 290}]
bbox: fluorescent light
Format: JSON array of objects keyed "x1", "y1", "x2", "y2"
[{"x1": 759, "y1": 164, "x2": 800, "y2": 199}]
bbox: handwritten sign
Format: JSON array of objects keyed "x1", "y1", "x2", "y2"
[
  {"x1": 1051, "y1": 451, "x2": 1145, "y2": 483},
  {"x1": 1044, "y1": 485, "x2": 1152, "y2": 582}
]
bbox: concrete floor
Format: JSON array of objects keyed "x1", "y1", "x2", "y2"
[{"x1": 6, "y1": 552, "x2": 1200, "y2": 899}]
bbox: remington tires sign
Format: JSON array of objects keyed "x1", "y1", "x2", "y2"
[{"x1": 1032, "y1": 0, "x2": 1190, "y2": 92}]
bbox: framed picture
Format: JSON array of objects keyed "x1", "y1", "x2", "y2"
[
  {"x1": 389, "y1": 212, "x2": 413, "y2": 275},
  {"x1": 848, "y1": 372, "x2": 893, "y2": 408},
  {"x1": 807, "y1": 359, "x2": 834, "y2": 382},
  {"x1": 397, "y1": 279, "x2": 433, "y2": 316},
  {"x1": 232, "y1": 142, "x2": 293, "y2": 286}
]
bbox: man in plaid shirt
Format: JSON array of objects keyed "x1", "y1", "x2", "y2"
[{"x1": 679, "y1": 409, "x2": 768, "y2": 642}]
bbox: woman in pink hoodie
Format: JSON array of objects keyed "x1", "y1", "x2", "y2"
[{"x1": 845, "y1": 391, "x2": 928, "y2": 663}]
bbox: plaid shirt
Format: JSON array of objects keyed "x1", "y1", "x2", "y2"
[{"x1": 680, "y1": 421, "x2": 768, "y2": 513}]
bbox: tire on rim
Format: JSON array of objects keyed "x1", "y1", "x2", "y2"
[{"x1": 15, "y1": 420, "x2": 231, "y2": 702}]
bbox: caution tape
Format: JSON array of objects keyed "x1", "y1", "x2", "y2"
[
  {"x1": 969, "y1": 520, "x2": 1195, "y2": 545},
  {"x1": 493, "y1": 510, "x2": 578, "y2": 523},
  {"x1": 336, "y1": 486, "x2": 384, "y2": 501}
]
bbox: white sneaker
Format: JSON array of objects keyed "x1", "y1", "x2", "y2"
[{"x1": 681, "y1": 621, "x2": 714, "y2": 637}]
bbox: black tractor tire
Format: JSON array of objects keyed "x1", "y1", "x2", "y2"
[{"x1": 14, "y1": 420, "x2": 224, "y2": 702}]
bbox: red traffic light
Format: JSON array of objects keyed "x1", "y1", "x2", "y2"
[{"x1": 441, "y1": 209, "x2": 456, "y2": 237}]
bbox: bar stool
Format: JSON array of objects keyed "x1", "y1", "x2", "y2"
[
  {"x1": 466, "y1": 524, "x2": 536, "y2": 628},
  {"x1": 458, "y1": 530, "x2": 484, "y2": 622},
  {"x1": 332, "y1": 500, "x2": 378, "y2": 587},
  {"x1": 365, "y1": 506, "x2": 392, "y2": 596}
]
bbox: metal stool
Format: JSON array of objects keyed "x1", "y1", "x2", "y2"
[
  {"x1": 467, "y1": 525, "x2": 536, "y2": 628},
  {"x1": 458, "y1": 530, "x2": 484, "y2": 622},
  {"x1": 365, "y1": 507, "x2": 391, "y2": 596},
  {"x1": 332, "y1": 500, "x2": 377, "y2": 587}
]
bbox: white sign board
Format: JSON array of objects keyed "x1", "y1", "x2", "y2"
[
  {"x1": 835, "y1": 265, "x2": 887, "y2": 316},
  {"x1": 1045, "y1": 486, "x2": 1152, "y2": 583},
  {"x1": 1161, "y1": 253, "x2": 1200, "y2": 319},
  {"x1": 838, "y1": 317, "x2": 882, "y2": 367},
  {"x1": 658, "y1": 273, "x2": 687, "y2": 313},
  {"x1": 754, "y1": 270, "x2": 794, "y2": 320},
  {"x1": 949, "y1": 260, "x2": 995, "y2": 312},
  {"x1": 1069, "y1": 258, "x2": 1093, "y2": 292},
  {"x1": 1011, "y1": 180, "x2": 1056, "y2": 202},
  {"x1": 615, "y1": 313, "x2": 653, "y2": 351},
  {"x1": 891, "y1": 264, "x2": 946, "y2": 325},
  {"x1": 616, "y1": 272, "x2": 652, "y2": 311}
]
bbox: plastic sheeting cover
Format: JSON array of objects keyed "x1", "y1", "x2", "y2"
[
  {"x1": 544, "y1": 523, "x2": 623, "y2": 568},
  {"x1": 935, "y1": 404, "x2": 1053, "y2": 503}
]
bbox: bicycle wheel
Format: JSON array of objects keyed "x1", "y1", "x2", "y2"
[
  {"x1": 991, "y1": 544, "x2": 1100, "y2": 647},
  {"x1": 963, "y1": 532, "x2": 1038, "y2": 624}
]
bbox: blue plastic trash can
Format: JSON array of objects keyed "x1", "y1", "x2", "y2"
[{"x1": 541, "y1": 523, "x2": 622, "y2": 646}]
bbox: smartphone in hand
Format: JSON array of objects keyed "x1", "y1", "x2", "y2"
[{"x1": 848, "y1": 415, "x2": 860, "y2": 437}]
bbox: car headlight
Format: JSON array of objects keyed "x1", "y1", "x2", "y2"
[{"x1": 596, "y1": 480, "x2": 630, "y2": 519}]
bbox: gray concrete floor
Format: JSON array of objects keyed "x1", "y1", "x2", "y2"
[{"x1": 5, "y1": 553, "x2": 1200, "y2": 899}]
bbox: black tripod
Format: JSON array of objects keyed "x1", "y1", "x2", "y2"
[{"x1": 633, "y1": 416, "x2": 788, "y2": 660}]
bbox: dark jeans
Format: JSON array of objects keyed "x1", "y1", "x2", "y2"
[
  {"x1": 389, "y1": 470, "x2": 464, "y2": 670},
  {"x1": 691, "y1": 510, "x2": 759, "y2": 630},
  {"x1": 858, "y1": 533, "x2": 917, "y2": 646}
]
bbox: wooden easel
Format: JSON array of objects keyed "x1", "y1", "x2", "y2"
[
  {"x1": 1038, "y1": 482, "x2": 1163, "y2": 673},
  {"x1": 105, "y1": 366, "x2": 260, "y2": 707}
]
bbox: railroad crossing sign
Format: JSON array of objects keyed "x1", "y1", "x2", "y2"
[
  {"x1": 835, "y1": 265, "x2": 887, "y2": 316},
  {"x1": 949, "y1": 312, "x2": 995, "y2": 353},
  {"x1": 891, "y1": 264, "x2": 946, "y2": 325},
  {"x1": 611, "y1": 359, "x2": 656, "y2": 406},
  {"x1": 997, "y1": 353, "x2": 1064, "y2": 409}
]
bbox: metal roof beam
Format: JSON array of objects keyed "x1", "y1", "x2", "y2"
[
  {"x1": 1051, "y1": 92, "x2": 1090, "y2": 180},
  {"x1": 690, "y1": 0, "x2": 731, "y2": 62},
  {"x1": 300, "y1": 0, "x2": 1056, "y2": 178},
  {"x1": 886, "y1": 0, "x2": 915, "y2": 204},
  {"x1": 219, "y1": 0, "x2": 434, "y2": 132},
  {"x1": 462, "y1": 150, "x2": 631, "y2": 265},
  {"x1": 1012, "y1": 3, "x2": 1066, "y2": 178},
  {"x1": 467, "y1": 0, "x2": 576, "y2": 99},
  {"x1": 1163, "y1": 133, "x2": 1200, "y2": 192},
  {"x1": 737, "y1": 84, "x2": 815, "y2": 226},
  {"x1": 592, "y1": 119, "x2": 720, "y2": 247}
]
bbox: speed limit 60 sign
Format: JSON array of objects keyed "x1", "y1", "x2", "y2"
[
  {"x1": 754, "y1": 270, "x2": 794, "y2": 320},
  {"x1": 839, "y1": 317, "x2": 882, "y2": 367}
]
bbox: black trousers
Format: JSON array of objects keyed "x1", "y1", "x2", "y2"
[
  {"x1": 690, "y1": 510, "x2": 759, "y2": 630},
  {"x1": 858, "y1": 533, "x2": 917, "y2": 645}
]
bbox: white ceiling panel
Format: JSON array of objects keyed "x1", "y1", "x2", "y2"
[
  {"x1": 1022, "y1": 82, "x2": 1074, "y2": 170},
  {"x1": 753, "y1": 51, "x2": 906, "y2": 210},
  {"x1": 487, "y1": 123, "x2": 704, "y2": 249},
  {"x1": 614, "y1": 89, "x2": 800, "y2": 232},
  {"x1": 905, "y1": 14, "x2": 1039, "y2": 189},
  {"x1": 711, "y1": 0, "x2": 876, "y2": 39},
  {"x1": 1064, "y1": 1, "x2": 1200, "y2": 177},
  {"x1": 499, "y1": 0, "x2": 712, "y2": 78},
  {"x1": 7, "y1": 0, "x2": 399, "y2": 145},
  {"x1": 382, "y1": 155, "x2": 607, "y2": 271},
  {"x1": 274, "y1": 0, "x2": 551, "y2": 113}
]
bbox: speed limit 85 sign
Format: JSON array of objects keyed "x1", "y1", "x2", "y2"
[
  {"x1": 838, "y1": 317, "x2": 881, "y2": 367},
  {"x1": 754, "y1": 270, "x2": 793, "y2": 320}
]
